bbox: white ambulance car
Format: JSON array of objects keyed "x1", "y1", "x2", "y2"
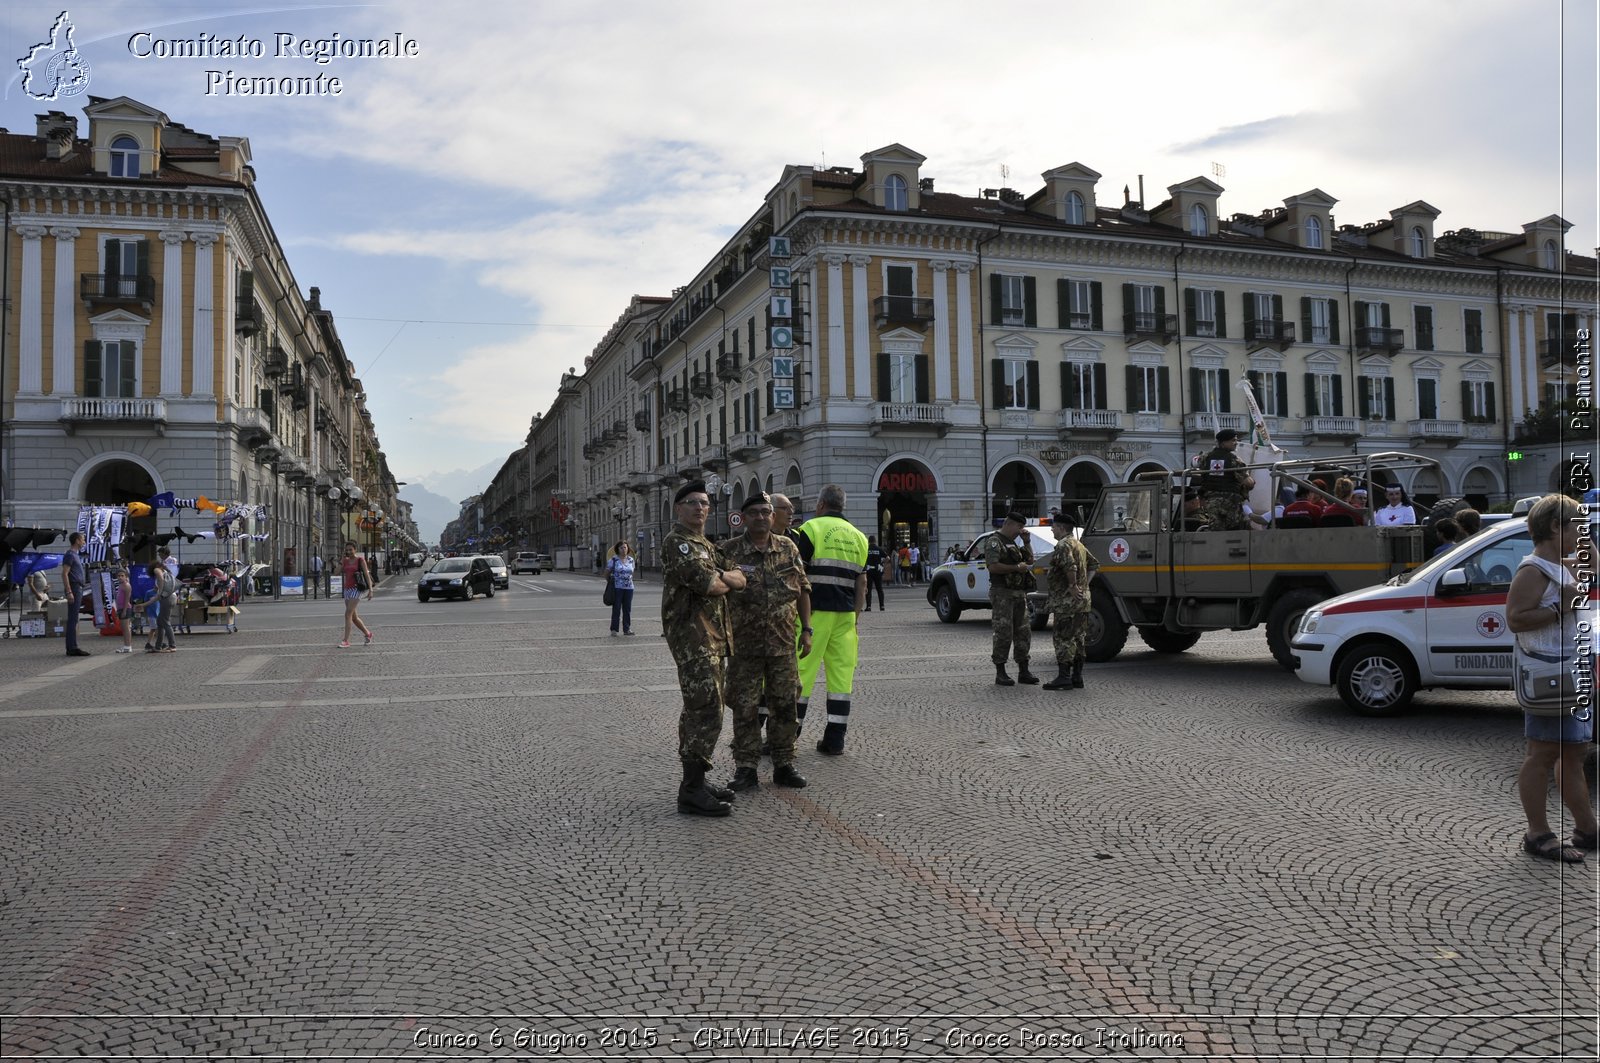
[{"x1": 1292, "y1": 512, "x2": 1594, "y2": 716}]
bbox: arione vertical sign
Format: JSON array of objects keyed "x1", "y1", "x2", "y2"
[{"x1": 769, "y1": 235, "x2": 796, "y2": 409}]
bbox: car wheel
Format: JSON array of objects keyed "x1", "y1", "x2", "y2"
[
  {"x1": 1137, "y1": 626, "x2": 1202, "y2": 653},
  {"x1": 932, "y1": 583, "x2": 962, "y2": 623},
  {"x1": 485, "y1": 582, "x2": 495, "y2": 598},
  {"x1": 1266, "y1": 588, "x2": 1325, "y2": 671},
  {"x1": 417, "y1": 591, "x2": 428, "y2": 603},
  {"x1": 1083, "y1": 587, "x2": 1128, "y2": 662},
  {"x1": 1335, "y1": 640, "x2": 1418, "y2": 717},
  {"x1": 1027, "y1": 600, "x2": 1050, "y2": 631}
]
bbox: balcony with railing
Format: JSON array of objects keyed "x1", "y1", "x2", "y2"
[
  {"x1": 60, "y1": 396, "x2": 168, "y2": 432},
  {"x1": 870, "y1": 402, "x2": 949, "y2": 436},
  {"x1": 263, "y1": 345, "x2": 288, "y2": 377},
  {"x1": 1122, "y1": 311, "x2": 1177, "y2": 344},
  {"x1": 235, "y1": 295, "x2": 262, "y2": 336},
  {"x1": 873, "y1": 296, "x2": 935, "y2": 327},
  {"x1": 729, "y1": 431, "x2": 763, "y2": 459},
  {"x1": 1183, "y1": 412, "x2": 1247, "y2": 439},
  {"x1": 1407, "y1": 419, "x2": 1466, "y2": 446},
  {"x1": 1244, "y1": 318, "x2": 1296, "y2": 352},
  {"x1": 1354, "y1": 326, "x2": 1404, "y2": 355},
  {"x1": 81, "y1": 272, "x2": 155, "y2": 310},
  {"x1": 1055, "y1": 408, "x2": 1124, "y2": 440},
  {"x1": 634, "y1": 410, "x2": 651, "y2": 432},
  {"x1": 1303, "y1": 416, "x2": 1362, "y2": 442},
  {"x1": 689, "y1": 371, "x2": 715, "y2": 399},
  {"x1": 665, "y1": 387, "x2": 690, "y2": 413},
  {"x1": 715, "y1": 355, "x2": 741, "y2": 383},
  {"x1": 762, "y1": 411, "x2": 802, "y2": 447},
  {"x1": 237, "y1": 406, "x2": 273, "y2": 447}
]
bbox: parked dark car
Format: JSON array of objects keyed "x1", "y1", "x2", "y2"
[{"x1": 418, "y1": 556, "x2": 494, "y2": 601}]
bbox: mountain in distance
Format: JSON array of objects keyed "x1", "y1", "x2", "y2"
[{"x1": 399, "y1": 457, "x2": 504, "y2": 545}]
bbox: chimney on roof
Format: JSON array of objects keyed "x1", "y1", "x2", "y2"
[
  {"x1": 308, "y1": 287, "x2": 322, "y2": 311},
  {"x1": 34, "y1": 110, "x2": 77, "y2": 160}
]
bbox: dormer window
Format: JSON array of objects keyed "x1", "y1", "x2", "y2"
[
  {"x1": 1542, "y1": 239, "x2": 1559, "y2": 269},
  {"x1": 1408, "y1": 226, "x2": 1427, "y2": 258},
  {"x1": 884, "y1": 173, "x2": 908, "y2": 212},
  {"x1": 1189, "y1": 203, "x2": 1208, "y2": 237},
  {"x1": 1064, "y1": 191, "x2": 1086, "y2": 225},
  {"x1": 109, "y1": 135, "x2": 140, "y2": 178},
  {"x1": 1305, "y1": 215, "x2": 1323, "y2": 249}
]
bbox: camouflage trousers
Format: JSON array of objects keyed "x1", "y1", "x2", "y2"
[
  {"x1": 1052, "y1": 607, "x2": 1090, "y2": 666},
  {"x1": 674, "y1": 652, "x2": 726, "y2": 772},
  {"x1": 1201, "y1": 493, "x2": 1248, "y2": 531},
  {"x1": 728, "y1": 653, "x2": 800, "y2": 768},
  {"x1": 990, "y1": 589, "x2": 1031, "y2": 665}
]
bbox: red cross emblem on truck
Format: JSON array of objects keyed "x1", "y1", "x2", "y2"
[
  {"x1": 1109, "y1": 537, "x2": 1131, "y2": 563},
  {"x1": 1477, "y1": 612, "x2": 1504, "y2": 637}
]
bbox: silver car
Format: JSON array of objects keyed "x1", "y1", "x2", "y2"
[{"x1": 477, "y1": 554, "x2": 510, "y2": 589}]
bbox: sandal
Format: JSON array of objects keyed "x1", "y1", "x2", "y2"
[
  {"x1": 1574, "y1": 828, "x2": 1599, "y2": 851},
  {"x1": 1524, "y1": 832, "x2": 1585, "y2": 864}
]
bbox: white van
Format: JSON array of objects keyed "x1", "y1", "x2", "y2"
[{"x1": 1293, "y1": 512, "x2": 1593, "y2": 716}]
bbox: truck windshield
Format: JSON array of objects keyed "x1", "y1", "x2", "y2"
[{"x1": 1089, "y1": 488, "x2": 1157, "y2": 534}]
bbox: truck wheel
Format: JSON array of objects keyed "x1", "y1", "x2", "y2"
[
  {"x1": 1028, "y1": 600, "x2": 1050, "y2": 631},
  {"x1": 1266, "y1": 589, "x2": 1324, "y2": 670},
  {"x1": 1083, "y1": 587, "x2": 1128, "y2": 662},
  {"x1": 1138, "y1": 627, "x2": 1202, "y2": 653},
  {"x1": 933, "y1": 583, "x2": 962, "y2": 623},
  {"x1": 1335, "y1": 640, "x2": 1418, "y2": 716}
]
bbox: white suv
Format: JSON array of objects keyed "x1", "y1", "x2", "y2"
[
  {"x1": 511, "y1": 552, "x2": 542, "y2": 575},
  {"x1": 1293, "y1": 514, "x2": 1593, "y2": 716}
]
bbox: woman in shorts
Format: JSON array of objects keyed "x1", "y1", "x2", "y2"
[{"x1": 339, "y1": 542, "x2": 375, "y2": 648}]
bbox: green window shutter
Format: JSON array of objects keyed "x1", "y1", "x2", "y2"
[
  {"x1": 1153, "y1": 285, "x2": 1166, "y2": 317},
  {"x1": 1242, "y1": 292, "x2": 1257, "y2": 329},
  {"x1": 1061, "y1": 362, "x2": 1076, "y2": 409},
  {"x1": 1057, "y1": 279, "x2": 1071, "y2": 329},
  {"x1": 989, "y1": 274, "x2": 1003, "y2": 326},
  {"x1": 1464, "y1": 309, "x2": 1483, "y2": 353},
  {"x1": 1026, "y1": 361, "x2": 1040, "y2": 409},
  {"x1": 1357, "y1": 378, "x2": 1371, "y2": 419},
  {"x1": 1247, "y1": 370, "x2": 1261, "y2": 402},
  {"x1": 84, "y1": 340, "x2": 102, "y2": 397},
  {"x1": 914, "y1": 355, "x2": 929, "y2": 404},
  {"x1": 1214, "y1": 292, "x2": 1226, "y2": 338},
  {"x1": 876, "y1": 353, "x2": 890, "y2": 401},
  {"x1": 1328, "y1": 301, "x2": 1340, "y2": 344},
  {"x1": 1415, "y1": 306, "x2": 1433, "y2": 350},
  {"x1": 1190, "y1": 367, "x2": 1204, "y2": 409},
  {"x1": 766, "y1": 380, "x2": 774, "y2": 414},
  {"x1": 1304, "y1": 373, "x2": 1318, "y2": 417},
  {"x1": 1333, "y1": 375, "x2": 1344, "y2": 416},
  {"x1": 1419, "y1": 379, "x2": 1436, "y2": 419},
  {"x1": 1218, "y1": 370, "x2": 1231, "y2": 412},
  {"x1": 1184, "y1": 287, "x2": 1197, "y2": 335},
  {"x1": 991, "y1": 360, "x2": 1006, "y2": 409},
  {"x1": 1275, "y1": 373, "x2": 1288, "y2": 416},
  {"x1": 1121, "y1": 283, "x2": 1136, "y2": 322},
  {"x1": 1022, "y1": 276, "x2": 1037, "y2": 328},
  {"x1": 1157, "y1": 367, "x2": 1171, "y2": 412},
  {"x1": 1093, "y1": 364, "x2": 1107, "y2": 410},
  {"x1": 1353, "y1": 301, "x2": 1369, "y2": 331},
  {"x1": 1383, "y1": 377, "x2": 1396, "y2": 420},
  {"x1": 135, "y1": 240, "x2": 150, "y2": 279},
  {"x1": 118, "y1": 342, "x2": 135, "y2": 397},
  {"x1": 1125, "y1": 365, "x2": 1139, "y2": 410},
  {"x1": 1380, "y1": 302, "x2": 1392, "y2": 329},
  {"x1": 1460, "y1": 380, "x2": 1473, "y2": 423},
  {"x1": 1271, "y1": 293, "x2": 1283, "y2": 321},
  {"x1": 104, "y1": 239, "x2": 121, "y2": 276},
  {"x1": 1089, "y1": 282, "x2": 1103, "y2": 330},
  {"x1": 1300, "y1": 297, "x2": 1313, "y2": 340},
  {"x1": 1484, "y1": 382, "x2": 1496, "y2": 422}
]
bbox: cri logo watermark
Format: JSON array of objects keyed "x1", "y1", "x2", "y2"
[{"x1": 17, "y1": 10, "x2": 92, "y2": 101}]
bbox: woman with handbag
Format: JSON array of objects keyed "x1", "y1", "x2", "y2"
[
  {"x1": 1507, "y1": 493, "x2": 1596, "y2": 863},
  {"x1": 339, "y1": 542, "x2": 375, "y2": 648},
  {"x1": 606, "y1": 541, "x2": 636, "y2": 636}
]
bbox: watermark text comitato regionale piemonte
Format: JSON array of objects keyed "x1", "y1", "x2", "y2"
[{"x1": 127, "y1": 30, "x2": 421, "y2": 96}]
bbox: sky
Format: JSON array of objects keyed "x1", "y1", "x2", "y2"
[{"x1": 2, "y1": 0, "x2": 1596, "y2": 543}]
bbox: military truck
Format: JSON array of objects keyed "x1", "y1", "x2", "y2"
[{"x1": 1075, "y1": 452, "x2": 1439, "y2": 668}]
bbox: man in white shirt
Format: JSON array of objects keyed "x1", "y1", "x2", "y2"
[{"x1": 1373, "y1": 485, "x2": 1417, "y2": 526}]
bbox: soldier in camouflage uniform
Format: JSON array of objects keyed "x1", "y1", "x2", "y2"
[
  {"x1": 718, "y1": 493, "x2": 813, "y2": 791},
  {"x1": 1043, "y1": 510, "x2": 1099, "y2": 690},
  {"x1": 984, "y1": 511, "x2": 1039, "y2": 686},
  {"x1": 661, "y1": 481, "x2": 748, "y2": 816},
  {"x1": 1195, "y1": 428, "x2": 1255, "y2": 532}
]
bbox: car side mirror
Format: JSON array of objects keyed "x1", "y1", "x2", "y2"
[{"x1": 1437, "y1": 568, "x2": 1468, "y2": 595}]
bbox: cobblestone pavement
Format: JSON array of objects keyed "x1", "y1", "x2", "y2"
[{"x1": 0, "y1": 574, "x2": 1595, "y2": 1060}]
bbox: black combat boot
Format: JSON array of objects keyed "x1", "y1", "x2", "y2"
[
  {"x1": 677, "y1": 766, "x2": 732, "y2": 817},
  {"x1": 1070, "y1": 656, "x2": 1085, "y2": 689},
  {"x1": 1016, "y1": 660, "x2": 1040, "y2": 685},
  {"x1": 772, "y1": 763, "x2": 808, "y2": 788},
  {"x1": 1042, "y1": 667, "x2": 1073, "y2": 690},
  {"x1": 995, "y1": 663, "x2": 1015, "y2": 686},
  {"x1": 702, "y1": 775, "x2": 737, "y2": 801},
  {"x1": 727, "y1": 766, "x2": 760, "y2": 791}
]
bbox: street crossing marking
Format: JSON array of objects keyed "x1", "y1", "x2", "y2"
[
  {"x1": 0, "y1": 653, "x2": 120, "y2": 705},
  {"x1": 203, "y1": 654, "x2": 271, "y2": 686}
]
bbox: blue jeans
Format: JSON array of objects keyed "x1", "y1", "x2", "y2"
[{"x1": 610, "y1": 588, "x2": 634, "y2": 633}]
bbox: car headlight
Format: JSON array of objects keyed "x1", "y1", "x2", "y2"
[
  {"x1": 449, "y1": 578, "x2": 463, "y2": 585},
  {"x1": 1299, "y1": 610, "x2": 1322, "y2": 635}
]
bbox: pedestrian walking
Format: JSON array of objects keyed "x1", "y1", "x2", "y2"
[
  {"x1": 896, "y1": 544, "x2": 912, "y2": 586},
  {"x1": 606, "y1": 541, "x2": 636, "y2": 635},
  {"x1": 151, "y1": 560, "x2": 179, "y2": 653},
  {"x1": 310, "y1": 552, "x2": 325, "y2": 599},
  {"x1": 662, "y1": 481, "x2": 746, "y2": 816},
  {"x1": 863, "y1": 536, "x2": 886, "y2": 611},
  {"x1": 1043, "y1": 511, "x2": 1097, "y2": 690},
  {"x1": 340, "y1": 542, "x2": 374, "y2": 648},
  {"x1": 114, "y1": 568, "x2": 135, "y2": 653},
  {"x1": 61, "y1": 532, "x2": 91, "y2": 657},
  {"x1": 985, "y1": 511, "x2": 1039, "y2": 685},
  {"x1": 1507, "y1": 493, "x2": 1596, "y2": 863},
  {"x1": 794, "y1": 484, "x2": 869, "y2": 755},
  {"x1": 907, "y1": 543, "x2": 922, "y2": 584},
  {"x1": 719, "y1": 492, "x2": 812, "y2": 791},
  {"x1": 1195, "y1": 428, "x2": 1254, "y2": 531}
]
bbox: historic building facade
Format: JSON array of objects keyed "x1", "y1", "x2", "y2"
[
  {"x1": 1, "y1": 95, "x2": 401, "y2": 573},
  {"x1": 514, "y1": 145, "x2": 1594, "y2": 563}
]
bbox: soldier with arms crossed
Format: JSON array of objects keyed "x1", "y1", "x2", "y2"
[
  {"x1": 1043, "y1": 510, "x2": 1098, "y2": 690},
  {"x1": 985, "y1": 511, "x2": 1040, "y2": 686}
]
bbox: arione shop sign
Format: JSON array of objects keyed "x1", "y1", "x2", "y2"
[{"x1": 879, "y1": 471, "x2": 937, "y2": 494}]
